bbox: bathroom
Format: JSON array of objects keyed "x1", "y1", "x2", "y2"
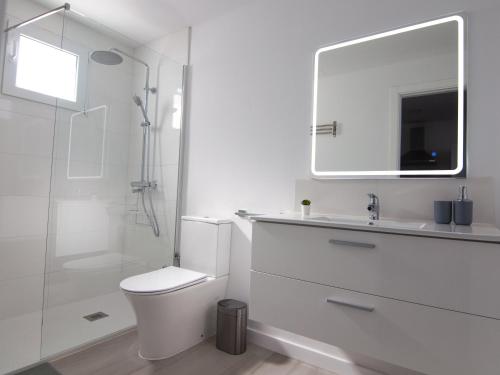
[{"x1": 0, "y1": 0, "x2": 499, "y2": 374}]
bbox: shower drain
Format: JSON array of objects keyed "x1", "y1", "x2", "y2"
[{"x1": 83, "y1": 312, "x2": 109, "y2": 322}]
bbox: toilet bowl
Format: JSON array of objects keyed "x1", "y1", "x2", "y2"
[{"x1": 120, "y1": 216, "x2": 231, "y2": 360}]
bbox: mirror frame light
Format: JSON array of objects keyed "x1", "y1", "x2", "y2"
[{"x1": 311, "y1": 15, "x2": 465, "y2": 178}]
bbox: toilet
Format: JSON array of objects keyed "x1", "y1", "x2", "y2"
[{"x1": 120, "y1": 216, "x2": 231, "y2": 360}]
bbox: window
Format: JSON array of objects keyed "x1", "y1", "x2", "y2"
[
  {"x1": 16, "y1": 35, "x2": 79, "y2": 102},
  {"x1": 3, "y1": 25, "x2": 88, "y2": 111}
]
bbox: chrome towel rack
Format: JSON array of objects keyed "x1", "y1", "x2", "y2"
[{"x1": 310, "y1": 121, "x2": 337, "y2": 137}]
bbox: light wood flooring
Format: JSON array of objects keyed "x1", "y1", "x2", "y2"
[{"x1": 49, "y1": 330, "x2": 338, "y2": 375}]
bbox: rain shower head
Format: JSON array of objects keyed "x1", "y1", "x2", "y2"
[
  {"x1": 91, "y1": 48, "x2": 153, "y2": 126},
  {"x1": 90, "y1": 50, "x2": 123, "y2": 65},
  {"x1": 92, "y1": 48, "x2": 150, "y2": 69}
]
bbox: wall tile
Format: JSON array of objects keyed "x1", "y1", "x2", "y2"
[
  {"x1": 0, "y1": 275, "x2": 44, "y2": 319},
  {"x1": 0, "y1": 310, "x2": 42, "y2": 375},
  {"x1": 50, "y1": 159, "x2": 129, "y2": 200},
  {"x1": 0, "y1": 236, "x2": 46, "y2": 281},
  {"x1": 44, "y1": 268, "x2": 123, "y2": 308},
  {"x1": 0, "y1": 110, "x2": 54, "y2": 157},
  {"x1": 153, "y1": 128, "x2": 180, "y2": 166},
  {"x1": 0, "y1": 95, "x2": 56, "y2": 121},
  {"x1": 0, "y1": 196, "x2": 49, "y2": 238},
  {"x1": 0, "y1": 154, "x2": 52, "y2": 197},
  {"x1": 123, "y1": 212, "x2": 174, "y2": 269}
]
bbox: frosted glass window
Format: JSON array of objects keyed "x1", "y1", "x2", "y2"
[{"x1": 15, "y1": 35, "x2": 79, "y2": 102}]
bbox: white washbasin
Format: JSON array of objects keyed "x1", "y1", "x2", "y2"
[
  {"x1": 373, "y1": 220, "x2": 426, "y2": 230},
  {"x1": 306, "y1": 216, "x2": 368, "y2": 225},
  {"x1": 305, "y1": 215, "x2": 426, "y2": 231}
]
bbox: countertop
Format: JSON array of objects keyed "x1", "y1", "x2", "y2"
[{"x1": 252, "y1": 213, "x2": 500, "y2": 243}]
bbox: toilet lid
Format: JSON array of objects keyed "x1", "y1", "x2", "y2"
[{"x1": 120, "y1": 266, "x2": 207, "y2": 294}]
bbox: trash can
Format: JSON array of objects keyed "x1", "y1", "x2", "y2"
[{"x1": 216, "y1": 299, "x2": 248, "y2": 355}]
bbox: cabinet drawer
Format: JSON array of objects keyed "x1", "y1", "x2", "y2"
[
  {"x1": 250, "y1": 271, "x2": 500, "y2": 375},
  {"x1": 252, "y1": 222, "x2": 500, "y2": 319}
]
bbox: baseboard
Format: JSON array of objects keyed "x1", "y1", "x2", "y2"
[{"x1": 247, "y1": 323, "x2": 383, "y2": 375}]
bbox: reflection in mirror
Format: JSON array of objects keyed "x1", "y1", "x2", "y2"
[{"x1": 312, "y1": 15, "x2": 465, "y2": 177}]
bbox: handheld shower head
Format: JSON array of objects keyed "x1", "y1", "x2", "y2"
[
  {"x1": 132, "y1": 95, "x2": 142, "y2": 106},
  {"x1": 133, "y1": 95, "x2": 150, "y2": 125}
]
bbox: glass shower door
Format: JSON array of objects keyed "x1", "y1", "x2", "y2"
[
  {"x1": 0, "y1": 2, "x2": 65, "y2": 372},
  {"x1": 40, "y1": 11, "x2": 187, "y2": 358},
  {"x1": 0, "y1": 1, "x2": 187, "y2": 370}
]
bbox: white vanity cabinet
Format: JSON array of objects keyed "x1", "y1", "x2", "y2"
[{"x1": 250, "y1": 219, "x2": 500, "y2": 375}]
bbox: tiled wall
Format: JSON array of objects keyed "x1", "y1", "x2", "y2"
[
  {"x1": 0, "y1": 0, "x2": 136, "y2": 370},
  {"x1": 0, "y1": 2, "x2": 59, "y2": 371},
  {"x1": 0, "y1": 0, "x2": 188, "y2": 372},
  {"x1": 44, "y1": 25, "x2": 135, "y2": 313},
  {"x1": 123, "y1": 29, "x2": 189, "y2": 273}
]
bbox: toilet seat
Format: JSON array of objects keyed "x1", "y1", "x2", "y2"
[{"x1": 120, "y1": 266, "x2": 207, "y2": 295}]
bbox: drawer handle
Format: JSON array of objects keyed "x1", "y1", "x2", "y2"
[
  {"x1": 329, "y1": 239, "x2": 375, "y2": 249},
  {"x1": 326, "y1": 297, "x2": 375, "y2": 312}
]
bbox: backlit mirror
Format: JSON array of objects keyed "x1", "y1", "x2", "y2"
[{"x1": 311, "y1": 15, "x2": 465, "y2": 178}]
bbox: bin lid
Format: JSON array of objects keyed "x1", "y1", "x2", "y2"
[{"x1": 218, "y1": 299, "x2": 247, "y2": 315}]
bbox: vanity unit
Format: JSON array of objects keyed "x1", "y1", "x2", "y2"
[{"x1": 250, "y1": 214, "x2": 500, "y2": 375}]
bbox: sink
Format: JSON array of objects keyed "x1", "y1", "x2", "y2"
[
  {"x1": 374, "y1": 220, "x2": 426, "y2": 230},
  {"x1": 305, "y1": 215, "x2": 426, "y2": 231},
  {"x1": 306, "y1": 215, "x2": 368, "y2": 225}
]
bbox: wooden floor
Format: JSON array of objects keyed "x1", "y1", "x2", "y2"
[{"x1": 49, "y1": 331, "x2": 338, "y2": 375}]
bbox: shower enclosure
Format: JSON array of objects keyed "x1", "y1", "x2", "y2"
[{"x1": 0, "y1": 1, "x2": 188, "y2": 373}]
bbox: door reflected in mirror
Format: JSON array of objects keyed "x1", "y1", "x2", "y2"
[{"x1": 312, "y1": 15, "x2": 465, "y2": 178}]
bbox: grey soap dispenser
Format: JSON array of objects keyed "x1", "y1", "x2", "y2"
[{"x1": 453, "y1": 185, "x2": 473, "y2": 225}]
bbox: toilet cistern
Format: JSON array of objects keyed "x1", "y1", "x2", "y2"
[{"x1": 367, "y1": 193, "x2": 380, "y2": 221}]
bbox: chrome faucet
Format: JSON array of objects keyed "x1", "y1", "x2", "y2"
[{"x1": 367, "y1": 193, "x2": 380, "y2": 221}]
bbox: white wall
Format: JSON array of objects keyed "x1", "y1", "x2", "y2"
[{"x1": 186, "y1": 0, "x2": 500, "y2": 305}]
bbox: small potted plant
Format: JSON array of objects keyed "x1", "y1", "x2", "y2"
[{"x1": 301, "y1": 199, "x2": 311, "y2": 217}]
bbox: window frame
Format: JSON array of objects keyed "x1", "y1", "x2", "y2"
[{"x1": 2, "y1": 22, "x2": 88, "y2": 111}]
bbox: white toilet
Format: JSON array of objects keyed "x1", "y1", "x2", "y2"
[{"x1": 120, "y1": 216, "x2": 231, "y2": 360}]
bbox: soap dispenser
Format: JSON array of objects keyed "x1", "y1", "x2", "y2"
[{"x1": 453, "y1": 185, "x2": 473, "y2": 225}]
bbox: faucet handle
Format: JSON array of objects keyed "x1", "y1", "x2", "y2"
[
  {"x1": 367, "y1": 193, "x2": 380, "y2": 220},
  {"x1": 367, "y1": 193, "x2": 379, "y2": 210}
]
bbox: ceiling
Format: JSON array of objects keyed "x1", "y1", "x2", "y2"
[{"x1": 33, "y1": 0, "x2": 251, "y2": 45}]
